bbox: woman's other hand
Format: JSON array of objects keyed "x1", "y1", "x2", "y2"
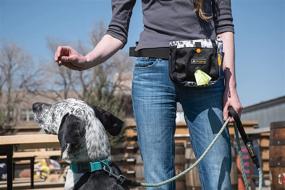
[
  {"x1": 54, "y1": 46, "x2": 87, "y2": 71},
  {"x1": 223, "y1": 87, "x2": 243, "y2": 122}
]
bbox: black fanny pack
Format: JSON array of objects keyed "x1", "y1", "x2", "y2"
[{"x1": 169, "y1": 38, "x2": 224, "y2": 87}]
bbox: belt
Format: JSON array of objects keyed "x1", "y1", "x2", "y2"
[{"x1": 129, "y1": 47, "x2": 169, "y2": 59}]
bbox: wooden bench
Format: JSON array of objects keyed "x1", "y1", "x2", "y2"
[
  {"x1": 0, "y1": 134, "x2": 59, "y2": 189},
  {"x1": 0, "y1": 150, "x2": 61, "y2": 189},
  {"x1": 0, "y1": 153, "x2": 36, "y2": 188},
  {"x1": 0, "y1": 150, "x2": 61, "y2": 159}
]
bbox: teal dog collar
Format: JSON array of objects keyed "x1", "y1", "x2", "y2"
[{"x1": 70, "y1": 159, "x2": 111, "y2": 173}]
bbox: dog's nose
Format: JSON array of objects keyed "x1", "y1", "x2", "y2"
[{"x1": 32, "y1": 103, "x2": 43, "y2": 112}]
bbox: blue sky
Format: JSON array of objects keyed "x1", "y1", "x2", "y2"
[{"x1": 0, "y1": 0, "x2": 284, "y2": 106}]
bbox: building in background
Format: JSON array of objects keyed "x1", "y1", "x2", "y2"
[{"x1": 242, "y1": 96, "x2": 285, "y2": 129}]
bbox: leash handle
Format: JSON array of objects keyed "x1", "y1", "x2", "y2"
[
  {"x1": 228, "y1": 106, "x2": 248, "y2": 143},
  {"x1": 228, "y1": 106, "x2": 260, "y2": 169}
]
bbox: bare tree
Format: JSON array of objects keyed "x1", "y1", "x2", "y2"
[{"x1": 0, "y1": 43, "x2": 37, "y2": 132}]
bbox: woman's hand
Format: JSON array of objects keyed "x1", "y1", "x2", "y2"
[
  {"x1": 54, "y1": 35, "x2": 124, "y2": 71},
  {"x1": 223, "y1": 87, "x2": 243, "y2": 122},
  {"x1": 54, "y1": 46, "x2": 88, "y2": 71}
]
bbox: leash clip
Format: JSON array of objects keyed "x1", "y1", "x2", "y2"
[
  {"x1": 102, "y1": 164, "x2": 113, "y2": 176},
  {"x1": 117, "y1": 175, "x2": 127, "y2": 185},
  {"x1": 102, "y1": 164, "x2": 126, "y2": 185}
]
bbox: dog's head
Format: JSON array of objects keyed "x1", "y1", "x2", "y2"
[{"x1": 32, "y1": 98, "x2": 124, "y2": 162}]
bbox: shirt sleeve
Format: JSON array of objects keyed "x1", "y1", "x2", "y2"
[
  {"x1": 106, "y1": 0, "x2": 136, "y2": 47},
  {"x1": 212, "y1": 0, "x2": 235, "y2": 34}
]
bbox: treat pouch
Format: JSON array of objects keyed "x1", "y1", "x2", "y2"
[{"x1": 169, "y1": 39, "x2": 223, "y2": 87}]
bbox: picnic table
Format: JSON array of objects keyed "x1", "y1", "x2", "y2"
[{"x1": 0, "y1": 134, "x2": 59, "y2": 190}]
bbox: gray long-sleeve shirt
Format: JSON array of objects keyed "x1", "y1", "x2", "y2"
[{"x1": 106, "y1": 0, "x2": 234, "y2": 50}]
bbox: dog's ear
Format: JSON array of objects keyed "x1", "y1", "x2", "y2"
[
  {"x1": 92, "y1": 106, "x2": 124, "y2": 136},
  {"x1": 58, "y1": 114, "x2": 86, "y2": 151}
]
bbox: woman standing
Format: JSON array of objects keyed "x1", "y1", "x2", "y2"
[{"x1": 55, "y1": 0, "x2": 242, "y2": 189}]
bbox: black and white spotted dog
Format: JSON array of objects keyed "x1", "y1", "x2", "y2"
[{"x1": 32, "y1": 98, "x2": 129, "y2": 190}]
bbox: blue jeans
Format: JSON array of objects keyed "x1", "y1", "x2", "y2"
[{"x1": 132, "y1": 58, "x2": 232, "y2": 190}]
